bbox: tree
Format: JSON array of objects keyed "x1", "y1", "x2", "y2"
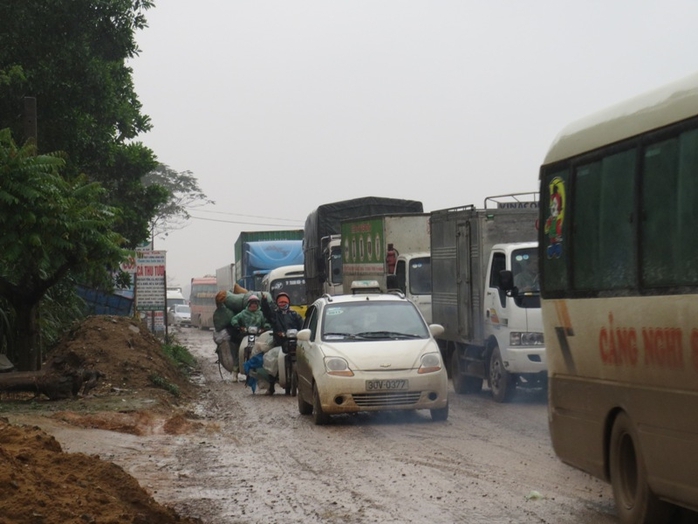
[
  {"x1": 143, "y1": 164, "x2": 215, "y2": 241},
  {"x1": 0, "y1": 0, "x2": 163, "y2": 248},
  {"x1": 0, "y1": 130, "x2": 127, "y2": 371}
]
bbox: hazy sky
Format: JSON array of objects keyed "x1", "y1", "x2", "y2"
[{"x1": 129, "y1": 1, "x2": 698, "y2": 296}]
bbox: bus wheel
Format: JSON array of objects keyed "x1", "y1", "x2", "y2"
[
  {"x1": 610, "y1": 412, "x2": 674, "y2": 524},
  {"x1": 451, "y1": 351, "x2": 483, "y2": 394},
  {"x1": 488, "y1": 345, "x2": 515, "y2": 403}
]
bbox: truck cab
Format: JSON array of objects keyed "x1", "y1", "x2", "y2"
[
  {"x1": 321, "y1": 235, "x2": 343, "y2": 297},
  {"x1": 484, "y1": 242, "x2": 545, "y2": 386},
  {"x1": 387, "y1": 251, "x2": 432, "y2": 323}
]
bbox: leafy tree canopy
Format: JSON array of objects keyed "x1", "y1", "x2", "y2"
[
  {"x1": 144, "y1": 164, "x2": 215, "y2": 240},
  {"x1": 0, "y1": 130, "x2": 128, "y2": 369},
  {"x1": 0, "y1": 0, "x2": 162, "y2": 248}
]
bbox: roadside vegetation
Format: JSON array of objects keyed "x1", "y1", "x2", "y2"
[{"x1": 0, "y1": 1, "x2": 210, "y2": 372}]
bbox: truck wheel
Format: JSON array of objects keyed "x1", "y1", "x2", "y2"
[
  {"x1": 451, "y1": 351, "x2": 483, "y2": 394},
  {"x1": 488, "y1": 345, "x2": 516, "y2": 403},
  {"x1": 610, "y1": 412, "x2": 675, "y2": 524}
]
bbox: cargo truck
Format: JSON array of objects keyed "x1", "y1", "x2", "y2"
[
  {"x1": 430, "y1": 193, "x2": 545, "y2": 402},
  {"x1": 215, "y1": 263, "x2": 235, "y2": 292},
  {"x1": 341, "y1": 213, "x2": 432, "y2": 322},
  {"x1": 233, "y1": 230, "x2": 304, "y2": 291},
  {"x1": 303, "y1": 196, "x2": 423, "y2": 305}
]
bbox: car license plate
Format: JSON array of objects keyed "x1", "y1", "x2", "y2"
[{"x1": 365, "y1": 379, "x2": 408, "y2": 391}]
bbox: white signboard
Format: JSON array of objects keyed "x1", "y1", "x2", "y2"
[{"x1": 135, "y1": 250, "x2": 166, "y2": 311}]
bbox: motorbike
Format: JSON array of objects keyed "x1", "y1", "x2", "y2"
[
  {"x1": 277, "y1": 328, "x2": 298, "y2": 396},
  {"x1": 239, "y1": 325, "x2": 260, "y2": 387}
]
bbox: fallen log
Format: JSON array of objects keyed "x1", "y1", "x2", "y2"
[{"x1": 0, "y1": 354, "x2": 104, "y2": 400}]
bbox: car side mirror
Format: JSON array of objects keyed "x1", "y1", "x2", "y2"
[
  {"x1": 297, "y1": 329, "x2": 312, "y2": 341},
  {"x1": 429, "y1": 324, "x2": 444, "y2": 337}
]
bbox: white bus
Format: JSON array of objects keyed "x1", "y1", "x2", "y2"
[
  {"x1": 261, "y1": 264, "x2": 307, "y2": 318},
  {"x1": 539, "y1": 72, "x2": 698, "y2": 523}
]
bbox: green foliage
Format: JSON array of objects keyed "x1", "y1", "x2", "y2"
[
  {"x1": 143, "y1": 164, "x2": 215, "y2": 240},
  {"x1": 148, "y1": 374, "x2": 181, "y2": 397},
  {"x1": 162, "y1": 338, "x2": 197, "y2": 370},
  {"x1": 0, "y1": 129, "x2": 126, "y2": 289},
  {"x1": 0, "y1": 0, "x2": 161, "y2": 248},
  {"x1": 0, "y1": 130, "x2": 127, "y2": 368}
]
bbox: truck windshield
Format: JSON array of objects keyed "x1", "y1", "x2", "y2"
[
  {"x1": 409, "y1": 257, "x2": 431, "y2": 295},
  {"x1": 511, "y1": 248, "x2": 540, "y2": 308}
]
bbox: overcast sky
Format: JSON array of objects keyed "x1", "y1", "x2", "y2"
[{"x1": 129, "y1": 1, "x2": 698, "y2": 295}]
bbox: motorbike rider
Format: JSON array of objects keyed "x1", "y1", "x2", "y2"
[
  {"x1": 263, "y1": 292, "x2": 303, "y2": 346},
  {"x1": 232, "y1": 295, "x2": 272, "y2": 391},
  {"x1": 230, "y1": 294, "x2": 271, "y2": 340},
  {"x1": 261, "y1": 292, "x2": 303, "y2": 395}
]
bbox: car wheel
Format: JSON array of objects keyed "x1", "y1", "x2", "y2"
[
  {"x1": 312, "y1": 383, "x2": 330, "y2": 425},
  {"x1": 297, "y1": 384, "x2": 312, "y2": 415},
  {"x1": 489, "y1": 345, "x2": 516, "y2": 403},
  {"x1": 610, "y1": 412, "x2": 675, "y2": 524},
  {"x1": 451, "y1": 350, "x2": 483, "y2": 394},
  {"x1": 430, "y1": 401, "x2": 449, "y2": 422}
]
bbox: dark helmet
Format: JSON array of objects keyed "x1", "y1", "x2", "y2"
[{"x1": 275, "y1": 292, "x2": 291, "y2": 304}]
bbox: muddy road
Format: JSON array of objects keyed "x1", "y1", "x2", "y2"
[{"x1": 27, "y1": 328, "x2": 620, "y2": 523}]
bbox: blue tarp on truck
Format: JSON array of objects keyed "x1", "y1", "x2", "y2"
[{"x1": 239, "y1": 240, "x2": 304, "y2": 290}]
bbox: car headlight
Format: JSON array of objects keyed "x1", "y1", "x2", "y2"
[
  {"x1": 324, "y1": 357, "x2": 354, "y2": 377},
  {"x1": 418, "y1": 352, "x2": 442, "y2": 374},
  {"x1": 510, "y1": 332, "x2": 545, "y2": 346}
]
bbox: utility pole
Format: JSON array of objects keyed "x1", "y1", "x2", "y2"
[{"x1": 23, "y1": 97, "x2": 37, "y2": 148}]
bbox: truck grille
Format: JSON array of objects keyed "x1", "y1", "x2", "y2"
[{"x1": 352, "y1": 391, "x2": 422, "y2": 407}]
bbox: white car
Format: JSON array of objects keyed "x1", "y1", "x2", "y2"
[
  {"x1": 168, "y1": 304, "x2": 191, "y2": 327},
  {"x1": 295, "y1": 292, "x2": 448, "y2": 425}
]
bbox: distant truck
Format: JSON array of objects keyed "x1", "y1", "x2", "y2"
[
  {"x1": 303, "y1": 196, "x2": 424, "y2": 305},
  {"x1": 233, "y1": 230, "x2": 304, "y2": 291},
  {"x1": 215, "y1": 263, "x2": 236, "y2": 292},
  {"x1": 430, "y1": 194, "x2": 545, "y2": 402},
  {"x1": 166, "y1": 287, "x2": 187, "y2": 310},
  {"x1": 341, "y1": 213, "x2": 432, "y2": 322}
]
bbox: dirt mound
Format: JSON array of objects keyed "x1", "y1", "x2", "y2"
[
  {"x1": 46, "y1": 315, "x2": 197, "y2": 402},
  {"x1": 0, "y1": 315, "x2": 204, "y2": 523},
  {"x1": 0, "y1": 417, "x2": 201, "y2": 524}
]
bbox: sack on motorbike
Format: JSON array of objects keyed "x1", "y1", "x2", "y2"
[
  {"x1": 250, "y1": 331, "x2": 275, "y2": 357},
  {"x1": 263, "y1": 346, "x2": 281, "y2": 377},
  {"x1": 213, "y1": 329, "x2": 230, "y2": 344},
  {"x1": 224, "y1": 290, "x2": 274, "y2": 314}
]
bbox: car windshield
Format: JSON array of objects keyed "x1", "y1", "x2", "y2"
[
  {"x1": 321, "y1": 301, "x2": 429, "y2": 341},
  {"x1": 176, "y1": 305, "x2": 190, "y2": 314}
]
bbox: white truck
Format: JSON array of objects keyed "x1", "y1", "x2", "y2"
[
  {"x1": 341, "y1": 213, "x2": 432, "y2": 322},
  {"x1": 216, "y1": 263, "x2": 236, "y2": 292},
  {"x1": 430, "y1": 194, "x2": 545, "y2": 402}
]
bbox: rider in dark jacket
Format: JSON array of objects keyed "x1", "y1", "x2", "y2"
[
  {"x1": 261, "y1": 292, "x2": 303, "y2": 395},
  {"x1": 263, "y1": 292, "x2": 303, "y2": 346}
]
